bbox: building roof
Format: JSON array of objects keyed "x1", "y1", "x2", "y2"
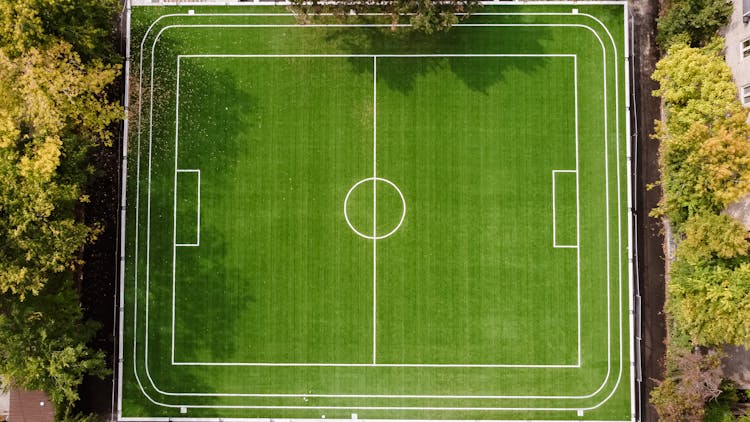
[{"x1": 8, "y1": 389, "x2": 54, "y2": 422}]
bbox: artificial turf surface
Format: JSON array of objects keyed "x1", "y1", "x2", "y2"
[{"x1": 121, "y1": 3, "x2": 633, "y2": 420}]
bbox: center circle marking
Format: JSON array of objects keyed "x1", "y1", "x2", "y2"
[{"x1": 343, "y1": 177, "x2": 406, "y2": 240}]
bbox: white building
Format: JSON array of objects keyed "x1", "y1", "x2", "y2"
[{"x1": 725, "y1": 0, "x2": 750, "y2": 106}]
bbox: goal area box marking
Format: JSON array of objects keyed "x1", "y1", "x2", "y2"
[{"x1": 174, "y1": 169, "x2": 200, "y2": 247}]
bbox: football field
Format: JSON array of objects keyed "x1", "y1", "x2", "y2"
[{"x1": 119, "y1": 2, "x2": 634, "y2": 420}]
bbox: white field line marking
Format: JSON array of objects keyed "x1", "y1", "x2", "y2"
[
  {"x1": 174, "y1": 169, "x2": 201, "y2": 247},
  {"x1": 141, "y1": 48, "x2": 603, "y2": 401},
  {"x1": 170, "y1": 58, "x2": 180, "y2": 363},
  {"x1": 551, "y1": 170, "x2": 578, "y2": 249},
  {"x1": 139, "y1": 35, "x2": 604, "y2": 402},
  {"x1": 172, "y1": 169, "x2": 200, "y2": 363},
  {"x1": 372, "y1": 56, "x2": 377, "y2": 366},
  {"x1": 574, "y1": 54, "x2": 583, "y2": 367},
  {"x1": 172, "y1": 362, "x2": 577, "y2": 368},
  {"x1": 170, "y1": 55, "x2": 180, "y2": 365},
  {"x1": 173, "y1": 56, "x2": 564, "y2": 367},
  {"x1": 170, "y1": 54, "x2": 565, "y2": 368},
  {"x1": 180, "y1": 53, "x2": 576, "y2": 58},
  {"x1": 129, "y1": 12, "x2": 627, "y2": 411},
  {"x1": 161, "y1": 55, "x2": 584, "y2": 379},
  {"x1": 120, "y1": 403, "x2": 630, "y2": 412},
  {"x1": 575, "y1": 8, "x2": 627, "y2": 411}
]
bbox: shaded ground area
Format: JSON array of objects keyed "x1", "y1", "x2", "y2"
[
  {"x1": 76, "y1": 127, "x2": 120, "y2": 421},
  {"x1": 75, "y1": 18, "x2": 124, "y2": 416},
  {"x1": 629, "y1": 0, "x2": 666, "y2": 420},
  {"x1": 75, "y1": 8, "x2": 127, "y2": 421}
]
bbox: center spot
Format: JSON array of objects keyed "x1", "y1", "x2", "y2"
[{"x1": 344, "y1": 177, "x2": 406, "y2": 240}]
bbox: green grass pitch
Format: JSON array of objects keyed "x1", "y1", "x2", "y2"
[{"x1": 119, "y1": 3, "x2": 634, "y2": 420}]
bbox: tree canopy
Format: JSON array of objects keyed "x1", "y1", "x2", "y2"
[
  {"x1": 0, "y1": 277, "x2": 107, "y2": 406},
  {"x1": 650, "y1": 349, "x2": 724, "y2": 421},
  {"x1": 652, "y1": 40, "x2": 750, "y2": 224},
  {"x1": 652, "y1": 40, "x2": 750, "y2": 348},
  {"x1": 676, "y1": 213, "x2": 749, "y2": 265},
  {"x1": 655, "y1": 0, "x2": 732, "y2": 50},
  {"x1": 289, "y1": 0, "x2": 480, "y2": 33},
  {"x1": 668, "y1": 261, "x2": 750, "y2": 347},
  {"x1": 0, "y1": 0, "x2": 120, "y2": 61},
  {"x1": 652, "y1": 39, "x2": 741, "y2": 134},
  {"x1": 651, "y1": 38, "x2": 750, "y2": 420},
  {"x1": 0, "y1": 0, "x2": 120, "y2": 417}
]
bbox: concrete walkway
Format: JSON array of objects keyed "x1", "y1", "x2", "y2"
[
  {"x1": 723, "y1": 345, "x2": 750, "y2": 389},
  {"x1": 0, "y1": 392, "x2": 8, "y2": 421},
  {"x1": 0, "y1": 378, "x2": 9, "y2": 421}
]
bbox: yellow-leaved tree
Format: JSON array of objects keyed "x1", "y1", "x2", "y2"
[
  {"x1": 0, "y1": 41, "x2": 120, "y2": 298},
  {"x1": 652, "y1": 39, "x2": 750, "y2": 224}
]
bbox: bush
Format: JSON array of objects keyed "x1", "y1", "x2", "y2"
[
  {"x1": 676, "y1": 213, "x2": 749, "y2": 265},
  {"x1": 705, "y1": 380, "x2": 742, "y2": 422},
  {"x1": 704, "y1": 401, "x2": 734, "y2": 422},
  {"x1": 656, "y1": 0, "x2": 732, "y2": 50},
  {"x1": 668, "y1": 261, "x2": 750, "y2": 347},
  {"x1": 651, "y1": 348, "x2": 724, "y2": 421},
  {"x1": 651, "y1": 40, "x2": 749, "y2": 226}
]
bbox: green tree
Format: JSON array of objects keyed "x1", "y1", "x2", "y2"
[
  {"x1": 0, "y1": 278, "x2": 107, "y2": 410},
  {"x1": 0, "y1": 0, "x2": 120, "y2": 61},
  {"x1": 703, "y1": 380, "x2": 741, "y2": 422},
  {"x1": 656, "y1": 0, "x2": 732, "y2": 50},
  {"x1": 289, "y1": 0, "x2": 479, "y2": 33}
]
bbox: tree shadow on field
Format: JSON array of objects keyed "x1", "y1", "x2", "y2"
[
  {"x1": 323, "y1": 21, "x2": 555, "y2": 95},
  {"x1": 118, "y1": 51, "x2": 264, "y2": 414},
  {"x1": 169, "y1": 61, "x2": 259, "y2": 366},
  {"x1": 177, "y1": 64, "x2": 258, "y2": 165},
  {"x1": 155, "y1": 59, "x2": 276, "y2": 407}
]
